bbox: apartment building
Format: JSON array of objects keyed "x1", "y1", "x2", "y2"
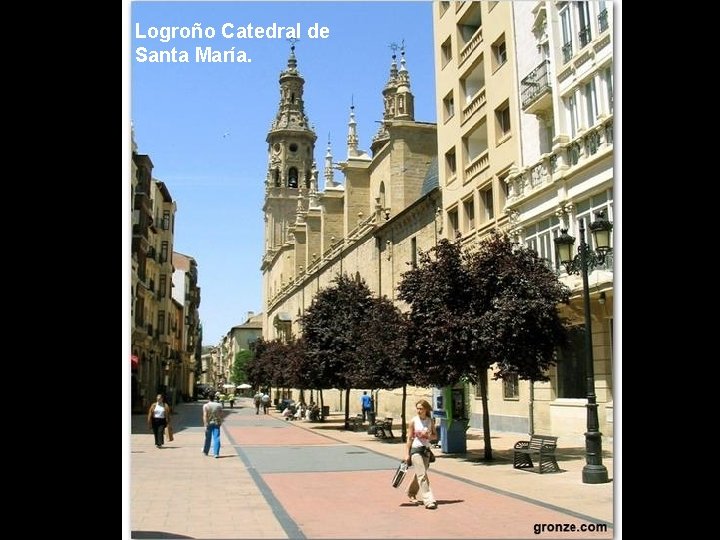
[{"x1": 433, "y1": 1, "x2": 614, "y2": 443}]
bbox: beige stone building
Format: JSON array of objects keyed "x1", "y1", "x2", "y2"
[
  {"x1": 261, "y1": 47, "x2": 441, "y2": 415},
  {"x1": 434, "y1": 1, "x2": 614, "y2": 444},
  {"x1": 258, "y1": 2, "x2": 615, "y2": 438},
  {"x1": 130, "y1": 134, "x2": 203, "y2": 411},
  {"x1": 212, "y1": 312, "x2": 264, "y2": 388}
]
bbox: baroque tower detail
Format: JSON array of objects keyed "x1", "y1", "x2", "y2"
[{"x1": 263, "y1": 46, "x2": 317, "y2": 253}]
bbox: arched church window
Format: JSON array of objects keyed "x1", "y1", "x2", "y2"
[
  {"x1": 274, "y1": 168, "x2": 280, "y2": 187},
  {"x1": 305, "y1": 170, "x2": 311, "y2": 189},
  {"x1": 288, "y1": 167, "x2": 298, "y2": 188},
  {"x1": 291, "y1": 92, "x2": 295, "y2": 103},
  {"x1": 379, "y1": 181, "x2": 386, "y2": 209}
]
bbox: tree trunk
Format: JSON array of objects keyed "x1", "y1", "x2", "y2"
[
  {"x1": 319, "y1": 389, "x2": 324, "y2": 421},
  {"x1": 479, "y1": 372, "x2": 493, "y2": 460},
  {"x1": 344, "y1": 388, "x2": 351, "y2": 429},
  {"x1": 401, "y1": 384, "x2": 408, "y2": 442}
]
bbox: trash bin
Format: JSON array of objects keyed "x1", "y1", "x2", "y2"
[
  {"x1": 321, "y1": 405, "x2": 330, "y2": 419},
  {"x1": 367, "y1": 411, "x2": 377, "y2": 425}
]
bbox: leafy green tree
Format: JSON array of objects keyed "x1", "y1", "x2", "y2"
[
  {"x1": 399, "y1": 235, "x2": 569, "y2": 459},
  {"x1": 230, "y1": 349, "x2": 253, "y2": 385}
]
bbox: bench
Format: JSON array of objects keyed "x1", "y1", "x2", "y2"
[
  {"x1": 348, "y1": 414, "x2": 364, "y2": 431},
  {"x1": 371, "y1": 418, "x2": 395, "y2": 440},
  {"x1": 513, "y1": 435, "x2": 559, "y2": 474}
]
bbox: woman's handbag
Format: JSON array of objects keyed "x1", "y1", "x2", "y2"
[
  {"x1": 428, "y1": 449, "x2": 436, "y2": 463},
  {"x1": 391, "y1": 461, "x2": 409, "y2": 488}
]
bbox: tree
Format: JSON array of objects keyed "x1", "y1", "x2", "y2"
[
  {"x1": 301, "y1": 274, "x2": 378, "y2": 429},
  {"x1": 230, "y1": 349, "x2": 253, "y2": 385},
  {"x1": 350, "y1": 296, "x2": 412, "y2": 438},
  {"x1": 398, "y1": 235, "x2": 569, "y2": 459}
]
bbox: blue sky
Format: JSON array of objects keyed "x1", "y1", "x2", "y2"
[{"x1": 127, "y1": 1, "x2": 437, "y2": 345}]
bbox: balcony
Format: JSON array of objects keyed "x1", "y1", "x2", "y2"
[
  {"x1": 578, "y1": 26, "x2": 592, "y2": 48},
  {"x1": 506, "y1": 116, "x2": 613, "y2": 205},
  {"x1": 521, "y1": 60, "x2": 552, "y2": 114},
  {"x1": 461, "y1": 89, "x2": 487, "y2": 125},
  {"x1": 459, "y1": 27, "x2": 483, "y2": 67},
  {"x1": 598, "y1": 10, "x2": 609, "y2": 32},
  {"x1": 463, "y1": 150, "x2": 490, "y2": 183},
  {"x1": 562, "y1": 42, "x2": 573, "y2": 64}
]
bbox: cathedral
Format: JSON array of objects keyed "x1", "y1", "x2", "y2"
[{"x1": 260, "y1": 46, "x2": 439, "y2": 413}]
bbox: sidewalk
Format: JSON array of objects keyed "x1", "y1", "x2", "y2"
[
  {"x1": 285, "y1": 408, "x2": 615, "y2": 524},
  {"x1": 130, "y1": 398, "x2": 615, "y2": 539}
]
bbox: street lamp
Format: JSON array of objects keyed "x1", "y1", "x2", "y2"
[{"x1": 554, "y1": 210, "x2": 612, "y2": 485}]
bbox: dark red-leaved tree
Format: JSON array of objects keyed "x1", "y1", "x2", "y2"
[{"x1": 399, "y1": 234, "x2": 569, "y2": 459}]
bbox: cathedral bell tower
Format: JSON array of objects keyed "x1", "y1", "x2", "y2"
[{"x1": 263, "y1": 45, "x2": 318, "y2": 255}]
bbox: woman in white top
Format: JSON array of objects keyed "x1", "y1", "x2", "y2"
[
  {"x1": 404, "y1": 399, "x2": 437, "y2": 509},
  {"x1": 147, "y1": 394, "x2": 172, "y2": 448}
]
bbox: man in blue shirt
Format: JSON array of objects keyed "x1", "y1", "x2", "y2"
[{"x1": 361, "y1": 391, "x2": 373, "y2": 422}]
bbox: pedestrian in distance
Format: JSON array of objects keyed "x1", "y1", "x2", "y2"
[
  {"x1": 261, "y1": 392, "x2": 270, "y2": 414},
  {"x1": 253, "y1": 391, "x2": 263, "y2": 415},
  {"x1": 404, "y1": 399, "x2": 438, "y2": 509},
  {"x1": 361, "y1": 391, "x2": 372, "y2": 422},
  {"x1": 147, "y1": 394, "x2": 171, "y2": 448},
  {"x1": 203, "y1": 393, "x2": 225, "y2": 458}
]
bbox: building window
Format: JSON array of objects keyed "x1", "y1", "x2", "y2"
[
  {"x1": 475, "y1": 369, "x2": 489, "y2": 399},
  {"x1": 598, "y1": 0, "x2": 608, "y2": 32},
  {"x1": 503, "y1": 373, "x2": 519, "y2": 400},
  {"x1": 460, "y1": 58, "x2": 485, "y2": 106},
  {"x1": 158, "y1": 311, "x2": 166, "y2": 335},
  {"x1": 439, "y1": 1, "x2": 450, "y2": 17},
  {"x1": 443, "y1": 91, "x2": 455, "y2": 122},
  {"x1": 560, "y1": 5, "x2": 573, "y2": 62},
  {"x1": 462, "y1": 119, "x2": 488, "y2": 166},
  {"x1": 445, "y1": 147, "x2": 457, "y2": 179},
  {"x1": 524, "y1": 215, "x2": 562, "y2": 269},
  {"x1": 556, "y1": 326, "x2": 587, "y2": 398},
  {"x1": 463, "y1": 196, "x2": 475, "y2": 231},
  {"x1": 159, "y1": 274, "x2": 167, "y2": 298},
  {"x1": 491, "y1": 35, "x2": 507, "y2": 71},
  {"x1": 495, "y1": 101, "x2": 511, "y2": 139},
  {"x1": 448, "y1": 207, "x2": 459, "y2": 238},
  {"x1": 481, "y1": 186, "x2": 494, "y2": 221},
  {"x1": 603, "y1": 66, "x2": 613, "y2": 114},
  {"x1": 565, "y1": 94, "x2": 579, "y2": 138},
  {"x1": 574, "y1": 190, "x2": 614, "y2": 254},
  {"x1": 162, "y1": 210, "x2": 170, "y2": 230},
  {"x1": 458, "y1": 2, "x2": 482, "y2": 50},
  {"x1": 584, "y1": 79, "x2": 598, "y2": 128},
  {"x1": 488, "y1": 1, "x2": 498, "y2": 11},
  {"x1": 577, "y1": 1, "x2": 592, "y2": 47},
  {"x1": 411, "y1": 237, "x2": 418, "y2": 268},
  {"x1": 160, "y1": 241, "x2": 169, "y2": 263},
  {"x1": 441, "y1": 36, "x2": 453, "y2": 68}
]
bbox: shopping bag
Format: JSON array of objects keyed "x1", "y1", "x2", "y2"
[
  {"x1": 166, "y1": 424, "x2": 174, "y2": 442},
  {"x1": 391, "y1": 461, "x2": 409, "y2": 488}
]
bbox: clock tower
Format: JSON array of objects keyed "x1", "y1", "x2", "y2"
[{"x1": 262, "y1": 46, "x2": 317, "y2": 324}]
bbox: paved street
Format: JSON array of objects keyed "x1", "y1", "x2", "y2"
[{"x1": 128, "y1": 397, "x2": 615, "y2": 539}]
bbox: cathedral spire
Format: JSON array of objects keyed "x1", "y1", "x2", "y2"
[
  {"x1": 394, "y1": 46, "x2": 414, "y2": 120},
  {"x1": 324, "y1": 137, "x2": 335, "y2": 188},
  {"x1": 347, "y1": 99, "x2": 360, "y2": 158}
]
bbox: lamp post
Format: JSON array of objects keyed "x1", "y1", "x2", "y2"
[{"x1": 554, "y1": 210, "x2": 612, "y2": 485}]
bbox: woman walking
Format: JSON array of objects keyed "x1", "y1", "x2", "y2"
[
  {"x1": 147, "y1": 394, "x2": 171, "y2": 448},
  {"x1": 404, "y1": 399, "x2": 438, "y2": 509}
]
